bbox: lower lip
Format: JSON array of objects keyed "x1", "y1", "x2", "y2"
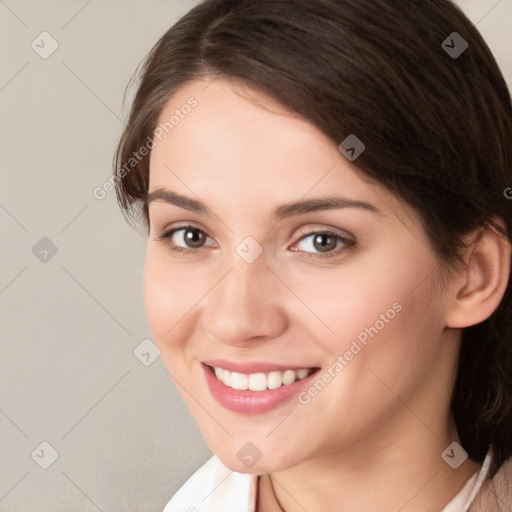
[{"x1": 202, "y1": 363, "x2": 320, "y2": 415}]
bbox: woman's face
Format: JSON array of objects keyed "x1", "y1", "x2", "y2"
[{"x1": 144, "y1": 78, "x2": 460, "y2": 473}]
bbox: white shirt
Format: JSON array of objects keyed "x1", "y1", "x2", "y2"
[{"x1": 163, "y1": 447, "x2": 494, "y2": 512}]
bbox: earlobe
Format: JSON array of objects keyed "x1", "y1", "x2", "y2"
[{"x1": 446, "y1": 221, "x2": 511, "y2": 329}]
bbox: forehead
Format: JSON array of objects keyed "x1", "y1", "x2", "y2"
[{"x1": 148, "y1": 78, "x2": 411, "y2": 227}]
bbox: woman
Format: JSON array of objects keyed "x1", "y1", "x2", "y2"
[{"x1": 113, "y1": 0, "x2": 512, "y2": 510}]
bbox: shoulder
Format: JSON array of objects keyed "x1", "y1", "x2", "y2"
[{"x1": 162, "y1": 454, "x2": 256, "y2": 512}]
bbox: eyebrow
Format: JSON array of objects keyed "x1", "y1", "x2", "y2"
[{"x1": 145, "y1": 188, "x2": 382, "y2": 221}]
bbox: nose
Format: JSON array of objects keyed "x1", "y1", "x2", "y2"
[{"x1": 202, "y1": 253, "x2": 288, "y2": 348}]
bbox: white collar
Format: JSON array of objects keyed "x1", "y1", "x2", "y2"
[{"x1": 441, "y1": 445, "x2": 493, "y2": 512}]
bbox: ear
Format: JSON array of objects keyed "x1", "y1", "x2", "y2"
[{"x1": 445, "y1": 220, "x2": 511, "y2": 329}]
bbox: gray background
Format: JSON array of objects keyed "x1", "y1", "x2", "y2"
[{"x1": 0, "y1": 1, "x2": 511, "y2": 510}]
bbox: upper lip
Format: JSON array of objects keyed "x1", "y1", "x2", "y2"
[{"x1": 202, "y1": 359, "x2": 319, "y2": 374}]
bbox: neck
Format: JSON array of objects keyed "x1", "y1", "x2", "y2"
[{"x1": 258, "y1": 416, "x2": 480, "y2": 512}]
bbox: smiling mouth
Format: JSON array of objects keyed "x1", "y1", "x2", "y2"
[{"x1": 206, "y1": 364, "x2": 320, "y2": 392}]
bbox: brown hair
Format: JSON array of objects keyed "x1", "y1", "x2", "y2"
[{"x1": 114, "y1": 0, "x2": 512, "y2": 479}]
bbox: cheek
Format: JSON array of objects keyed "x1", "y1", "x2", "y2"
[
  {"x1": 286, "y1": 244, "x2": 444, "y2": 374},
  {"x1": 298, "y1": 252, "x2": 447, "y2": 419},
  {"x1": 283, "y1": 262, "x2": 412, "y2": 356},
  {"x1": 143, "y1": 249, "x2": 197, "y2": 351}
]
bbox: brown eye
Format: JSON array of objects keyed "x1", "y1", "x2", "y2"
[
  {"x1": 157, "y1": 225, "x2": 213, "y2": 252},
  {"x1": 293, "y1": 230, "x2": 354, "y2": 258},
  {"x1": 182, "y1": 228, "x2": 207, "y2": 248},
  {"x1": 312, "y1": 233, "x2": 338, "y2": 253}
]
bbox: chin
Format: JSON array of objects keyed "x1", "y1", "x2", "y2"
[{"x1": 213, "y1": 445, "x2": 302, "y2": 475}]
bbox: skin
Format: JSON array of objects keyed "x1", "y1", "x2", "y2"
[{"x1": 144, "y1": 77, "x2": 511, "y2": 511}]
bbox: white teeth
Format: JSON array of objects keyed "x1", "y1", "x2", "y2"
[
  {"x1": 267, "y1": 371, "x2": 283, "y2": 389},
  {"x1": 230, "y1": 372, "x2": 248, "y2": 390},
  {"x1": 282, "y1": 370, "x2": 296, "y2": 385},
  {"x1": 211, "y1": 366, "x2": 313, "y2": 391},
  {"x1": 296, "y1": 369, "x2": 309, "y2": 380},
  {"x1": 248, "y1": 373, "x2": 268, "y2": 392}
]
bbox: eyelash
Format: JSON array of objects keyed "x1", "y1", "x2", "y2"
[{"x1": 155, "y1": 224, "x2": 355, "y2": 259}]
